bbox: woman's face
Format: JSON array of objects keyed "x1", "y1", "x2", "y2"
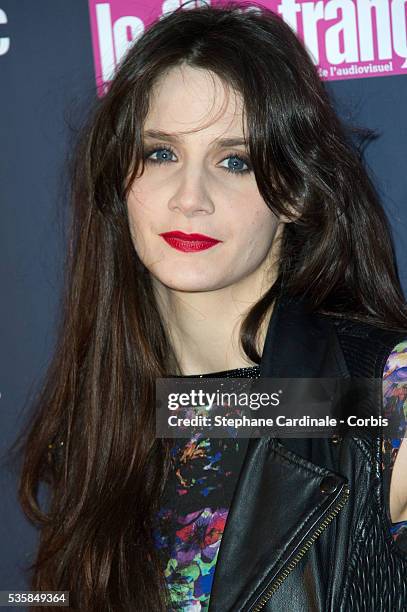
[{"x1": 126, "y1": 64, "x2": 282, "y2": 293}]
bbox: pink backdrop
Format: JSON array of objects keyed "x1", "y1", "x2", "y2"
[{"x1": 88, "y1": 0, "x2": 407, "y2": 95}]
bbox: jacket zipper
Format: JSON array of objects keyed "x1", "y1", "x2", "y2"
[{"x1": 249, "y1": 483, "x2": 350, "y2": 612}]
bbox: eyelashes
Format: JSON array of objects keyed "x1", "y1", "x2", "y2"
[
  {"x1": 143, "y1": 144, "x2": 253, "y2": 176},
  {"x1": 144, "y1": 145, "x2": 176, "y2": 165}
]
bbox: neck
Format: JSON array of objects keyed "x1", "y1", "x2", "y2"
[{"x1": 153, "y1": 251, "x2": 279, "y2": 376}]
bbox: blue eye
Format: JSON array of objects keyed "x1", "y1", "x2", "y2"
[
  {"x1": 144, "y1": 146, "x2": 176, "y2": 164},
  {"x1": 143, "y1": 145, "x2": 252, "y2": 176},
  {"x1": 219, "y1": 154, "x2": 251, "y2": 175}
]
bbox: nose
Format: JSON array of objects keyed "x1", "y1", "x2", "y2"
[{"x1": 167, "y1": 168, "x2": 215, "y2": 217}]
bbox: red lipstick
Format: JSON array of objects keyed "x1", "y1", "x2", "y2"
[{"x1": 159, "y1": 231, "x2": 222, "y2": 252}]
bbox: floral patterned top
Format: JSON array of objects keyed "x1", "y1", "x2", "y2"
[{"x1": 152, "y1": 341, "x2": 407, "y2": 611}]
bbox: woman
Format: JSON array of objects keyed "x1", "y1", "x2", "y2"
[{"x1": 12, "y1": 3, "x2": 407, "y2": 611}]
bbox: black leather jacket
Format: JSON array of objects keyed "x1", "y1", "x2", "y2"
[{"x1": 207, "y1": 293, "x2": 407, "y2": 612}]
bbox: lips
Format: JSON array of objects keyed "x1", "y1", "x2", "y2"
[{"x1": 159, "y1": 231, "x2": 222, "y2": 253}]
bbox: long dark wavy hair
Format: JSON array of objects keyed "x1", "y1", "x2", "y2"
[{"x1": 9, "y1": 2, "x2": 407, "y2": 610}]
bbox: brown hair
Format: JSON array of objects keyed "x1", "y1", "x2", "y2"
[{"x1": 9, "y1": 2, "x2": 407, "y2": 610}]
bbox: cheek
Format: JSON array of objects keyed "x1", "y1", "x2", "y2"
[
  {"x1": 126, "y1": 192, "x2": 156, "y2": 259},
  {"x1": 244, "y1": 205, "x2": 277, "y2": 241},
  {"x1": 127, "y1": 173, "x2": 170, "y2": 241},
  {"x1": 126, "y1": 185, "x2": 155, "y2": 235},
  {"x1": 240, "y1": 208, "x2": 278, "y2": 259}
]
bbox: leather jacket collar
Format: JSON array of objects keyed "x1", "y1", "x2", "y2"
[{"x1": 208, "y1": 293, "x2": 351, "y2": 611}]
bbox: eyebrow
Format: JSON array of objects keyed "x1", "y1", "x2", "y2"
[{"x1": 143, "y1": 129, "x2": 247, "y2": 148}]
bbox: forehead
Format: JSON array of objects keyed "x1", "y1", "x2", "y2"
[{"x1": 145, "y1": 65, "x2": 246, "y2": 138}]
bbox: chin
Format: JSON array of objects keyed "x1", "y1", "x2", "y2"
[
  {"x1": 162, "y1": 279, "x2": 217, "y2": 292},
  {"x1": 153, "y1": 269, "x2": 222, "y2": 293}
]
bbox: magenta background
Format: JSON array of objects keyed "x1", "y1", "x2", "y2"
[{"x1": 88, "y1": 0, "x2": 407, "y2": 95}]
